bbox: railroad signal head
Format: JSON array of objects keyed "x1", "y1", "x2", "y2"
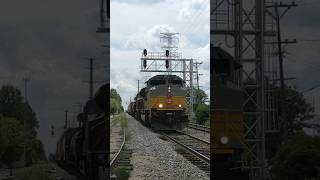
[
  {"x1": 143, "y1": 49, "x2": 147, "y2": 56},
  {"x1": 143, "y1": 59, "x2": 147, "y2": 68},
  {"x1": 165, "y1": 49, "x2": 169, "y2": 57},
  {"x1": 165, "y1": 60, "x2": 169, "y2": 69}
]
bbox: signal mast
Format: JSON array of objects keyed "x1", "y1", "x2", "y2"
[{"x1": 140, "y1": 33, "x2": 195, "y2": 119}]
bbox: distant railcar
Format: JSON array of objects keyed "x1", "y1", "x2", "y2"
[{"x1": 129, "y1": 75, "x2": 188, "y2": 130}]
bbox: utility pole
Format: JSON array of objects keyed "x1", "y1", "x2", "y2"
[
  {"x1": 89, "y1": 58, "x2": 94, "y2": 100},
  {"x1": 272, "y1": 1, "x2": 297, "y2": 89},
  {"x1": 267, "y1": 1, "x2": 297, "y2": 142},
  {"x1": 137, "y1": 80, "x2": 139, "y2": 94},
  {"x1": 194, "y1": 61, "x2": 203, "y2": 90},
  {"x1": 23, "y1": 78, "x2": 30, "y2": 103},
  {"x1": 22, "y1": 77, "x2": 29, "y2": 167},
  {"x1": 64, "y1": 110, "x2": 68, "y2": 129},
  {"x1": 96, "y1": 0, "x2": 109, "y2": 179}
]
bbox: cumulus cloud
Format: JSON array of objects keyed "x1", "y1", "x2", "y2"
[{"x1": 111, "y1": 0, "x2": 210, "y2": 109}]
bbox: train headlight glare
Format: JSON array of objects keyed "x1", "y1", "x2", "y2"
[
  {"x1": 220, "y1": 136, "x2": 229, "y2": 144},
  {"x1": 178, "y1": 104, "x2": 182, "y2": 108},
  {"x1": 158, "y1": 104, "x2": 163, "y2": 108}
]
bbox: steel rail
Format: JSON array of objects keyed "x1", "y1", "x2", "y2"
[
  {"x1": 110, "y1": 129, "x2": 126, "y2": 166},
  {"x1": 176, "y1": 130, "x2": 210, "y2": 144},
  {"x1": 187, "y1": 123, "x2": 210, "y2": 132},
  {"x1": 162, "y1": 132, "x2": 210, "y2": 164}
]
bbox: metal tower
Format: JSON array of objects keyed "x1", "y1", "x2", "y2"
[
  {"x1": 211, "y1": 0, "x2": 279, "y2": 179},
  {"x1": 140, "y1": 33, "x2": 196, "y2": 119}
]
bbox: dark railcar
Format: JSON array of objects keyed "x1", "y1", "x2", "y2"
[{"x1": 56, "y1": 83, "x2": 108, "y2": 180}]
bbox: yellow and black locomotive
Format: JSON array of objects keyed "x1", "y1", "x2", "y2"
[
  {"x1": 211, "y1": 46, "x2": 248, "y2": 178},
  {"x1": 127, "y1": 75, "x2": 188, "y2": 130}
]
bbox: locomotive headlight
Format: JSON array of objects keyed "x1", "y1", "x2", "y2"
[
  {"x1": 158, "y1": 104, "x2": 163, "y2": 108},
  {"x1": 178, "y1": 104, "x2": 182, "y2": 108},
  {"x1": 220, "y1": 136, "x2": 229, "y2": 145}
]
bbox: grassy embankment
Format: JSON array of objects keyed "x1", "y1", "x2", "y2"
[{"x1": 111, "y1": 113, "x2": 130, "y2": 180}]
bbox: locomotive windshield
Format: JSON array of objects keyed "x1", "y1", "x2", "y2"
[{"x1": 146, "y1": 75, "x2": 184, "y2": 86}]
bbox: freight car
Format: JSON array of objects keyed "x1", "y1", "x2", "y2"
[
  {"x1": 128, "y1": 75, "x2": 188, "y2": 130},
  {"x1": 211, "y1": 47, "x2": 248, "y2": 178},
  {"x1": 56, "y1": 83, "x2": 108, "y2": 180}
]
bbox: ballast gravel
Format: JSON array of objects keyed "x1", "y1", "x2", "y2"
[{"x1": 126, "y1": 114, "x2": 209, "y2": 180}]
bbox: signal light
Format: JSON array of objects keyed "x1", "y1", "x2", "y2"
[
  {"x1": 143, "y1": 49, "x2": 147, "y2": 56},
  {"x1": 165, "y1": 60, "x2": 169, "y2": 69},
  {"x1": 165, "y1": 49, "x2": 169, "y2": 57},
  {"x1": 143, "y1": 59, "x2": 147, "y2": 68}
]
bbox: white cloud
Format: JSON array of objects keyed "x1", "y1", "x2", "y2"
[{"x1": 111, "y1": 0, "x2": 210, "y2": 108}]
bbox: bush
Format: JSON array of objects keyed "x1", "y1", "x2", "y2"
[
  {"x1": 271, "y1": 131, "x2": 320, "y2": 180},
  {"x1": 195, "y1": 104, "x2": 209, "y2": 125}
]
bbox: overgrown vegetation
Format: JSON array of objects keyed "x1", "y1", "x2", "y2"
[
  {"x1": 266, "y1": 86, "x2": 319, "y2": 179},
  {"x1": 22, "y1": 163, "x2": 50, "y2": 180},
  {"x1": 0, "y1": 85, "x2": 46, "y2": 168},
  {"x1": 195, "y1": 104, "x2": 210, "y2": 125},
  {"x1": 193, "y1": 88, "x2": 209, "y2": 125},
  {"x1": 110, "y1": 88, "x2": 124, "y2": 115},
  {"x1": 114, "y1": 167, "x2": 130, "y2": 180},
  {"x1": 112, "y1": 113, "x2": 128, "y2": 135},
  {"x1": 271, "y1": 132, "x2": 320, "y2": 180}
]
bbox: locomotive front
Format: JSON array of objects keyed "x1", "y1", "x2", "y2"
[
  {"x1": 134, "y1": 75, "x2": 188, "y2": 130},
  {"x1": 211, "y1": 47, "x2": 247, "y2": 178}
]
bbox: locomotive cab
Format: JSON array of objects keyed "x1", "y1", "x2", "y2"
[
  {"x1": 133, "y1": 75, "x2": 189, "y2": 130},
  {"x1": 211, "y1": 46, "x2": 247, "y2": 178}
]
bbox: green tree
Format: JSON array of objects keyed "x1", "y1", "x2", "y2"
[
  {"x1": 279, "y1": 86, "x2": 315, "y2": 136},
  {"x1": 110, "y1": 98, "x2": 118, "y2": 115},
  {"x1": 0, "y1": 115, "x2": 25, "y2": 175},
  {"x1": 0, "y1": 85, "x2": 39, "y2": 137},
  {"x1": 193, "y1": 88, "x2": 208, "y2": 104},
  {"x1": 195, "y1": 104, "x2": 209, "y2": 125},
  {"x1": 110, "y1": 88, "x2": 122, "y2": 103},
  {"x1": 110, "y1": 89, "x2": 124, "y2": 114},
  {"x1": 0, "y1": 85, "x2": 46, "y2": 164},
  {"x1": 271, "y1": 131, "x2": 320, "y2": 180}
]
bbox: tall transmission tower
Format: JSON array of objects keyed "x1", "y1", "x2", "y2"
[
  {"x1": 211, "y1": 0, "x2": 282, "y2": 178},
  {"x1": 140, "y1": 33, "x2": 195, "y2": 119}
]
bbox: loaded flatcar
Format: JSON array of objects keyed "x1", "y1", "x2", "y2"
[
  {"x1": 211, "y1": 46, "x2": 248, "y2": 179},
  {"x1": 130, "y1": 75, "x2": 188, "y2": 130}
]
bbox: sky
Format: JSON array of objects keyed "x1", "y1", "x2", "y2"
[
  {"x1": 110, "y1": 0, "x2": 210, "y2": 109},
  {"x1": 0, "y1": 0, "x2": 107, "y2": 155},
  {"x1": 279, "y1": 0, "x2": 320, "y2": 120}
]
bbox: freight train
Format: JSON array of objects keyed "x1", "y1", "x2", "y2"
[
  {"x1": 56, "y1": 83, "x2": 108, "y2": 180},
  {"x1": 211, "y1": 46, "x2": 248, "y2": 179},
  {"x1": 127, "y1": 74, "x2": 189, "y2": 130}
]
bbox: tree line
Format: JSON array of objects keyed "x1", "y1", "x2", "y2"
[
  {"x1": 0, "y1": 85, "x2": 46, "y2": 174},
  {"x1": 110, "y1": 88, "x2": 124, "y2": 115}
]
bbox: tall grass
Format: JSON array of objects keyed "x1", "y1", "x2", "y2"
[
  {"x1": 22, "y1": 163, "x2": 50, "y2": 180},
  {"x1": 112, "y1": 113, "x2": 128, "y2": 135}
]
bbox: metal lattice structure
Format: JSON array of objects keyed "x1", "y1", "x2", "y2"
[
  {"x1": 211, "y1": 0, "x2": 279, "y2": 179},
  {"x1": 140, "y1": 33, "x2": 196, "y2": 119},
  {"x1": 140, "y1": 52, "x2": 195, "y2": 119}
]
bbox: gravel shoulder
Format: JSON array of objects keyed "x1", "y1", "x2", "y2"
[{"x1": 126, "y1": 114, "x2": 209, "y2": 180}]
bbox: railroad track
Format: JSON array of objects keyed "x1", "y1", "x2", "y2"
[
  {"x1": 187, "y1": 123, "x2": 210, "y2": 132},
  {"x1": 110, "y1": 130, "x2": 132, "y2": 180},
  {"x1": 162, "y1": 131, "x2": 210, "y2": 175}
]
